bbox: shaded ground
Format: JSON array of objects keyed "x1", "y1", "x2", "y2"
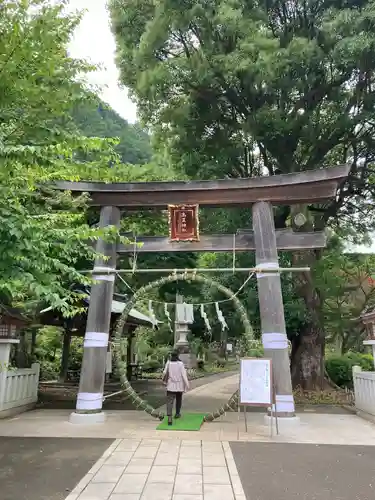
[
  {"x1": 38, "y1": 371, "x2": 238, "y2": 410},
  {"x1": 230, "y1": 442, "x2": 375, "y2": 500},
  {"x1": 0, "y1": 437, "x2": 112, "y2": 500}
]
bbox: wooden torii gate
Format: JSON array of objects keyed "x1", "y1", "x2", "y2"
[{"x1": 55, "y1": 165, "x2": 350, "y2": 424}]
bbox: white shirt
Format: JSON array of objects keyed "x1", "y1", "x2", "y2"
[{"x1": 163, "y1": 360, "x2": 189, "y2": 393}]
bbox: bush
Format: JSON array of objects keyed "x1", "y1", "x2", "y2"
[
  {"x1": 39, "y1": 360, "x2": 59, "y2": 381},
  {"x1": 215, "y1": 357, "x2": 227, "y2": 368},
  {"x1": 345, "y1": 352, "x2": 374, "y2": 371},
  {"x1": 142, "y1": 359, "x2": 162, "y2": 373},
  {"x1": 197, "y1": 359, "x2": 205, "y2": 371},
  {"x1": 325, "y1": 356, "x2": 353, "y2": 388},
  {"x1": 325, "y1": 352, "x2": 374, "y2": 388},
  {"x1": 248, "y1": 347, "x2": 264, "y2": 358}
]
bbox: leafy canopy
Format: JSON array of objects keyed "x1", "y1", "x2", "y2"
[
  {"x1": 110, "y1": 0, "x2": 375, "y2": 232},
  {"x1": 0, "y1": 1, "x2": 129, "y2": 313}
]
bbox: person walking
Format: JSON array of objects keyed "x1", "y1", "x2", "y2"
[{"x1": 162, "y1": 350, "x2": 190, "y2": 425}]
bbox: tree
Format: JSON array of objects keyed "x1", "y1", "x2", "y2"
[
  {"x1": 314, "y1": 241, "x2": 375, "y2": 355},
  {"x1": 109, "y1": 0, "x2": 375, "y2": 389},
  {"x1": 0, "y1": 0, "x2": 123, "y2": 313},
  {"x1": 71, "y1": 97, "x2": 152, "y2": 165}
]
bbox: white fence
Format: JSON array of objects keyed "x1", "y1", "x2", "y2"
[
  {"x1": 353, "y1": 366, "x2": 375, "y2": 422},
  {"x1": 0, "y1": 363, "x2": 40, "y2": 418}
]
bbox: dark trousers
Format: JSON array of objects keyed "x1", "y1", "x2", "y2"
[{"x1": 166, "y1": 391, "x2": 183, "y2": 416}]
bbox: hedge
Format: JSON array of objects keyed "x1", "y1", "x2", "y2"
[{"x1": 325, "y1": 352, "x2": 374, "y2": 388}]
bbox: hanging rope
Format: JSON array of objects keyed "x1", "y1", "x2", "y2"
[
  {"x1": 116, "y1": 272, "x2": 135, "y2": 294},
  {"x1": 131, "y1": 273, "x2": 255, "y2": 307},
  {"x1": 164, "y1": 303, "x2": 173, "y2": 332},
  {"x1": 232, "y1": 233, "x2": 236, "y2": 274},
  {"x1": 132, "y1": 235, "x2": 138, "y2": 274}
]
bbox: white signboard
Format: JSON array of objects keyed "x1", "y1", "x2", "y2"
[
  {"x1": 227, "y1": 343, "x2": 233, "y2": 352},
  {"x1": 239, "y1": 358, "x2": 272, "y2": 406}
]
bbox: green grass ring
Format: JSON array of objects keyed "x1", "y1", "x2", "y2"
[{"x1": 113, "y1": 273, "x2": 253, "y2": 422}]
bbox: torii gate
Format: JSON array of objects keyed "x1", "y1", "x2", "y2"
[{"x1": 55, "y1": 165, "x2": 350, "y2": 424}]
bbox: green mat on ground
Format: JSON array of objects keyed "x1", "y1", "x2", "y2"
[{"x1": 157, "y1": 413, "x2": 206, "y2": 431}]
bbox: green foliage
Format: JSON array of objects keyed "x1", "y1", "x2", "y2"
[
  {"x1": 71, "y1": 97, "x2": 152, "y2": 165},
  {"x1": 33, "y1": 326, "x2": 83, "y2": 381},
  {"x1": 0, "y1": 0, "x2": 124, "y2": 313},
  {"x1": 314, "y1": 241, "x2": 375, "y2": 353},
  {"x1": 325, "y1": 352, "x2": 374, "y2": 388},
  {"x1": 142, "y1": 358, "x2": 162, "y2": 372},
  {"x1": 213, "y1": 356, "x2": 227, "y2": 368},
  {"x1": 248, "y1": 347, "x2": 264, "y2": 358},
  {"x1": 109, "y1": 0, "x2": 375, "y2": 230},
  {"x1": 197, "y1": 359, "x2": 205, "y2": 370}
]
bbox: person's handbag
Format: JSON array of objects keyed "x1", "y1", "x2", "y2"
[{"x1": 162, "y1": 362, "x2": 169, "y2": 386}]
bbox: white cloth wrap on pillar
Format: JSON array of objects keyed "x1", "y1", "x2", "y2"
[
  {"x1": 262, "y1": 333, "x2": 288, "y2": 350},
  {"x1": 93, "y1": 266, "x2": 116, "y2": 282},
  {"x1": 256, "y1": 261, "x2": 279, "y2": 278},
  {"x1": 76, "y1": 392, "x2": 103, "y2": 410},
  {"x1": 271, "y1": 394, "x2": 295, "y2": 413},
  {"x1": 84, "y1": 332, "x2": 109, "y2": 348}
]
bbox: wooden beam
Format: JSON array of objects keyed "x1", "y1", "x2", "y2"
[
  {"x1": 54, "y1": 165, "x2": 350, "y2": 208},
  {"x1": 117, "y1": 230, "x2": 326, "y2": 253}
]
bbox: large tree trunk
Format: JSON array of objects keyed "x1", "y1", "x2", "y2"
[
  {"x1": 291, "y1": 313, "x2": 325, "y2": 390},
  {"x1": 290, "y1": 207, "x2": 326, "y2": 390}
]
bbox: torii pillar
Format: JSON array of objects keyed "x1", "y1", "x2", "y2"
[
  {"x1": 70, "y1": 206, "x2": 120, "y2": 424},
  {"x1": 252, "y1": 201, "x2": 296, "y2": 419}
]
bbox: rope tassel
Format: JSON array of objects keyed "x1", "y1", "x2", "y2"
[
  {"x1": 148, "y1": 300, "x2": 158, "y2": 328},
  {"x1": 215, "y1": 302, "x2": 228, "y2": 331},
  {"x1": 164, "y1": 303, "x2": 173, "y2": 332},
  {"x1": 200, "y1": 304, "x2": 211, "y2": 332}
]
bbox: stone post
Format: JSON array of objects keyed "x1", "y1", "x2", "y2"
[
  {"x1": 252, "y1": 201, "x2": 295, "y2": 418},
  {"x1": 70, "y1": 206, "x2": 120, "y2": 424},
  {"x1": 0, "y1": 338, "x2": 19, "y2": 411},
  {"x1": 174, "y1": 295, "x2": 196, "y2": 369},
  {"x1": 174, "y1": 294, "x2": 183, "y2": 346}
]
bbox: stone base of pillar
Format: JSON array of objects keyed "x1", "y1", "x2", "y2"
[
  {"x1": 264, "y1": 414, "x2": 300, "y2": 428},
  {"x1": 69, "y1": 411, "x2": 106, "y2": 424}
]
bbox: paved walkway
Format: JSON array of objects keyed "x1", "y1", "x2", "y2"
[{"x1": 65, "y1": 438, "x2": 244, "y2": 500}]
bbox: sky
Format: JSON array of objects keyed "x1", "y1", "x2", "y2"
[{"x1": 67, "y1": 0, "x2": 137, "y2": 123}]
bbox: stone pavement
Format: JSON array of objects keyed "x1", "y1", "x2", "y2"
[{"x1": 65, "y1": 438, "x2": 244, "y2": 500}]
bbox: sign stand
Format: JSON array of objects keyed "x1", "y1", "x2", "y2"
[
  {"x1": 273, "y1": 376, "x2": 279, "y2": 435},
  {"x1": 238, "y1": 357, "x2": 279, "y2": 438},
  {"x1": 269, "y1": 375, "x2": 279, "y2": 437}
]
